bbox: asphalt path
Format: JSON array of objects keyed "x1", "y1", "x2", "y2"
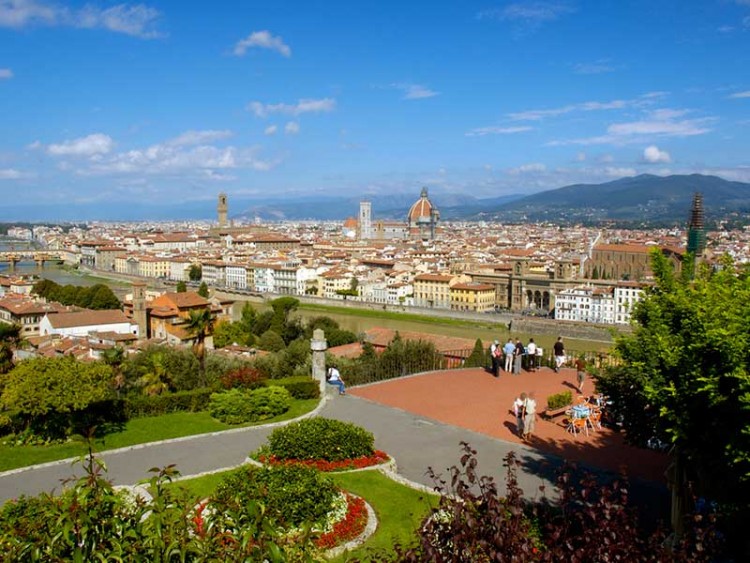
[{"x1": 0, "y1": 395, "x2": 558, "y2": 504}]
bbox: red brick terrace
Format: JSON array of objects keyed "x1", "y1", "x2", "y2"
[{"x1": 350, "y1": 366, "x2": 668, "y2": 483}]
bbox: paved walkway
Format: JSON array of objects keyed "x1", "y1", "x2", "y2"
[{"x1": 0, "y1": 368, "x2": 668, "y2": 511}]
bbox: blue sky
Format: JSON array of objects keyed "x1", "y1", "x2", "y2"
[{"x1": 1, "y1": 0, "x2": 750, "y2": 210}]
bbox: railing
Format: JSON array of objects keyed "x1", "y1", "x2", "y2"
[{"x1": 346, "y1": 347, "x2": 618, "y2": 387}]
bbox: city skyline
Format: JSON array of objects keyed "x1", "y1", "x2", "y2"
[{"x1": 1, "y1": 0, "x2": 749, "y2": 211}]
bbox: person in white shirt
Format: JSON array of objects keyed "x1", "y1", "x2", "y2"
[
  {"x1": 326, "y1": 365, "x2": 346, "y2": 395},
  {"x1": 522, "y1": 392, "x2": 537, "y2": 442},
  {"x1": 526, "y1": 339, "x2": 537, "y2": 371}
]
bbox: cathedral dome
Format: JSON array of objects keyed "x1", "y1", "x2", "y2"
[{"x1": 408, "y1": 187, "x2": 436, "y2": 222}]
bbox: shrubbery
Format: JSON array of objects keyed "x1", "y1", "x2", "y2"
[
  {"x1": 214, "y1": 464, "x2": 339, "y2": 529},
  {"x1": 209, "y1": 386, "x2": 291, "y2": 425},
  {"x1": 0, "y1": 457, "x2": 298, "y2": 561},
  {"x1": 266, "y1": 417, "x2": 374, "y2": 462},
  {"x1": 546, "y1": 390, "x2": 573, "y2": 410},
  {"x1": 265, "y1": 376, "x2": 320, "y2": 399},
  {"x1": 123, "y1": 389, "x2": 213, "y2": 418}
]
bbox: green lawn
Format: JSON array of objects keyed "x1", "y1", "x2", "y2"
[
  {"x1": 169, "y1": 467, "x2": 437, "y2": 562},
  {"x1": 0, "y1": 398, "x2": 319, "y2": 472}
]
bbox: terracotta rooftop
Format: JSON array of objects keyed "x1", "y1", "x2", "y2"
[
  {"x1": 46, "y1": 309, "x2": 131, "y2": 329},
  {"x1": 365, "y1": 327, "x2": 476, "y2": 353}
]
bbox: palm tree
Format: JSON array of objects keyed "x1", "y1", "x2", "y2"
[
  {"x1": 136, "y1": 349, "x2": 172, "y2": 396},
  {"x1": 186, "y1": 308, "x2": 214, "y2": 387},
  {"x1": 102, "y1": 346, "x2": 126, "y2": 396}
]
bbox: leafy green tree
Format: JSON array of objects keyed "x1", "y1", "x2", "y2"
[
  {"x1": 464, "y1": 338, "x2": 487, "y2": 368},
  {"x1": 122, "y1": 345, "x2": 200, "y2": 394},
  {"x1": 101, "y1": 346, "x2": 126, "y2": 396},
  {"x1": 176, "y1": 280, "x2": 187, "y2": 292},
  {"x1": 0, "y1": 323, "x2": 21, "y2": 374},
  {"x1": 213, "y1": 319, "x2": 256, "y2": 349},
  {"x1": 596, "y1": 251, "x2": 750, "y2": 553},
  {"x1": 197, "y1": 281, "x2": 209, "y2": 298},
  {"x1": 257, "y1": 330, "x2": 286, "y2": 352},
  {"x1": 188, "y1": 263, "x2": 202, "y2": 281},
  {"x1": 1, "y1": 357, "x2": 114, "y2": 437},
  {"x1": 88, "y1": 284, "x2": 120, "y2": 309}
]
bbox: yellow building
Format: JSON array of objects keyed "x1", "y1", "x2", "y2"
[
  {"x1": 450, "y1": 282, "x2": 496, "y2": 312},
  {"x1": 413, "y1": 273, "x2": 468, "y2": 309}
]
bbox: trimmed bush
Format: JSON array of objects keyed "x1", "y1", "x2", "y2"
[
  {"x1": 267, "y1": 417, "x2": 374, "y2": 462},
  {"x1": 546, "y1": 390, "x2": 573, "y2": 410},
  {"x1": 214, "y1": 464, "x2": 338, "y2": 528},
  {"x1": 264, "y1": 376, "x2": 320, "y2": 399},
  {"x1": 209, "y1": 386, "x2": 291, "y2": 425},
  {"x1": 123, "y1": 389, "x2": 213, "y2": 418}
]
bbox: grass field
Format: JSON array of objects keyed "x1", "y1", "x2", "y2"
[{"x1": 0, "y1": 398, "x2": 319, "y2": 472}]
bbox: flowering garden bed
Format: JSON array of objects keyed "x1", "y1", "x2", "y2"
[
  {"x1": 315, "y1": 492, "x2": 368, "y2": 550},
  {"x1": 258, "y1": 449, "x2": 391, "y2": 472}
]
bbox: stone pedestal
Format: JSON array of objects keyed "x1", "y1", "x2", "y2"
[{"x1": 310, "y1": 328, "x2": 328, "y2": 396}]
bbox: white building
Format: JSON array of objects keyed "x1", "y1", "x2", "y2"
[
  {"x1": 225, "y1": 263, "x2": 248, "y2": 290},
  {"x1": 39, "y1": 310, "x2": 139, "y2": 338},
  {"x1": 555, "y1": 282, "x2": 645, "y2": 324}
]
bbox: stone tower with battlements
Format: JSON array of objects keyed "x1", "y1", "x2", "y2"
[{"x1": 217, "y1": 192, "x2": 228, "y2": 228}]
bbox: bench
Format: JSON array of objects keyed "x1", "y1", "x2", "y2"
[{"x1": 542, "y1": 404, "x2": 572, "y2": 420}]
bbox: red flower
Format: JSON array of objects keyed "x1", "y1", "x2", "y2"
[
  {"x1": 314, "y1": 494, "x2": 368, "y2": 549},
  {"x1": 262, "y1": 450, "x2": 390, "y2": 472}
]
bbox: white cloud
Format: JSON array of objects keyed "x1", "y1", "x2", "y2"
[
  {"x1": 509, "y1": 162, "x2": 547, "y2": 175},
  {"x1": 465, "y1": 125, "x2": 532, "y2": 136},
  {"x1": 167, "y1": 129, "x2": 232, "y2": 147},
  {"x1": 575, "y1": 151, "x2": 586, "y2": 162},
  {"x1": 233, "y1": 30, "x2": 291, "y2": 57},
  {"x1": 247, "y1": 97, "x2": 336, "y2": 118},
  {"x1": 0, "y1": 1, "x2": 163, "y2": 39},
  {"x1": 729, "y1": 90, "x2": 750, "y2": 99},
  {"x1": 603, "y1": 167, "x2": 637, "y2": 177},
  {"x1": 391, "y1": 83, "x2": 439, "y2": 100},
  {"x1": 551, "y1": 108, "x2": 715, "y2": 146},
  {"x1": 573, "y1": 60, "x2": 614, "y2": 75},
  {"x1": 76, "y1": 137, "x2": 277, "y2": 177},
  {"x1": 284, "y1": 121, "x2": 299, "y2": 135},
  {"x1": 479, "y1": 2, "x2": 574, "y2": 23},
  {"x1": 0, "y1": 67, "x2": 12, "y2": 79},
  {"x1": 509, "y1": 98, "x2": 629, "y2": 121},
  {"x1": 0, "y1": 168, "x2": 22, "y2": 179},
  {"x1": 643, "y1": 145, "x2": 671, "y2": 163},
  {"x1": 264, "y1": 125, "x2": 277, "y2": 136},
  {"x1": 47, "y1": 133, "x2": 114, "y2": 156}
]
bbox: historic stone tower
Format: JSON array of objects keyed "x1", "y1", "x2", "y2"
[
  {"x1": 132, "y1": 281, "x2": 148, "y2": 339},
  {"x1": 358, "y1": 200, "x2": 372, "y2": 240},
  {"x1": 217, "y1": 192, "x2": 228, "y2": 228},
  {"x1": 687, "y1": 192, "x2": 706, "y2": 258}
]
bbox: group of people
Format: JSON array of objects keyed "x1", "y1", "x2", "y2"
[
  {"x1": 513, "y1": 391, "x2": 537, "y2": 441},
  {"x1": 489, "y1": 337, "x2": 542, "y2": 377}
]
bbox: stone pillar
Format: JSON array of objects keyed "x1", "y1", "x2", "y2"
[{"x1": 310, "y1": 328, "x2": 328, "y2": 396}]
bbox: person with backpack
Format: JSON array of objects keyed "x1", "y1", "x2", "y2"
[{"x1": 326, "y1": 364, "x2": 346, "y2": 395}]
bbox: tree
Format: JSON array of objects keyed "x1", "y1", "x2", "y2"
[
  {"x1": 197, "y1": 281, "x2": 209, "y2": 298},
  {"x1": 257, "y1": 330, "x2": 285, "y2": 353},
  {"x1": 188, "y1": 264, "x2": 202, "y2": 282},
  {"x1": 464, "y1": 338, "x2": 487, "y2": 368},
  {"x1": 176, "y1": 280, "x2": 187, "y2": 292},
  {"x1": 213, "y1": 320, "x2": 253, "y2": 349},
  {"x1": 0, "y1": 357, "x2": 114, "y2": 437},
  {"x1": 101, "y1": 346, "x2": 126, "y2": 396},
  {"x1": 0, "y1": 323, "x2": 21, "y2": 374},
  {"x1": 185, "y1": 308, "x2": 215, "y2": 387},
  {"x1": 596, "y1": 250, "x2": 750, "y2": 555}
]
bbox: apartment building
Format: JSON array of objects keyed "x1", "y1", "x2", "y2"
[{"x1": 450, "y1": 282, "x2": 495, "y2": 312}]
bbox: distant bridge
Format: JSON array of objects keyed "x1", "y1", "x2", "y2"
[{"x1": 0, "y1": 251, "x2": 64, "y2": 268}]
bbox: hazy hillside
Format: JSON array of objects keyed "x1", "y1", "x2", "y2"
[{"x1": 469, "y1": 174, "x2": 750, "y2": 224}]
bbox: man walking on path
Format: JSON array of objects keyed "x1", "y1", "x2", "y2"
[
  {"x1": 553, "y1": 336, "x2": 566, "y2": 373},
  {"x1": 503, "y1": 338, "x2": 515, "y2": 372}
]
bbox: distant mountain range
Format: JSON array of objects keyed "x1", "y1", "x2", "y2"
[
  {"x1": 0, "y1": 174, "x2": 747, "y2": 225},
  {"x1": 463, "y1": 174, "x2": 750, "y2": 225}
]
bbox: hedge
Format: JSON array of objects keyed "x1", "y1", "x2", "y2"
[
  {"x1": 546, "y1": 390, "x2": 574, "y2": 410},
  {"x1": 266, "y1": 417, "x2": 374, "y2": 462},
  {"x1": 263, "y1": 376, "x2": 319, "y2": 400},
  {"x1": 209, "y1": 387, "x2": 292, "y2": 425},
  {"x1": 123, "y1": 389, "x2": 213, "y2": 418}
]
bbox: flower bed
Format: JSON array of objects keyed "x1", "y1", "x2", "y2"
[
  {"x1": 315, "y1": 493, "x2": 367, "y2": 550},
  {"x1": 258, "y1": 449, "x2": 390, "y2": 472}
]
